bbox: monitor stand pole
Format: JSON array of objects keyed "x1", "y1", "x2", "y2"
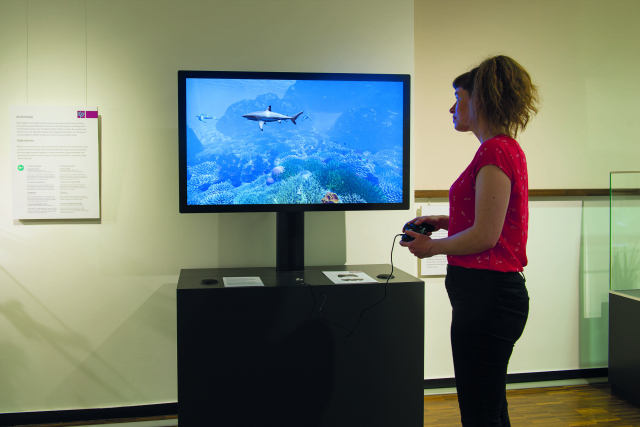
[{"x1": 276, "y1": 211, "x2": 304, "y2": 271}]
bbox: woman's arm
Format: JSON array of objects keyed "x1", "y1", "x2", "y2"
[{"x1": 400, "y1": 165, "x2": 511, "y2": 258}]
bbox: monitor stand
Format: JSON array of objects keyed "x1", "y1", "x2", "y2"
[{"x1": 276, "y1": 211, "x2": 304, "y2": 271}]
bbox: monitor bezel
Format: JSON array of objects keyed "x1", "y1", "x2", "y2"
[{"x1": 178, "y1": 70, "x2": 410, "y2": 213}]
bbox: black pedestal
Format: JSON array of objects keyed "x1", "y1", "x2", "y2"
[{"x1": 177, "y1": 264, "x2": 425, "y2": 427}]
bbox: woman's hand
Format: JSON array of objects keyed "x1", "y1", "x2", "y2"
[{"x1": 399, "y1": 231, "x2": 439, "y2": 258}]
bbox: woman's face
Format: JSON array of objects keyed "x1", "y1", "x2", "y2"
[{"x1": 450, "y1": 87, "x2": 472, "y2": 132}]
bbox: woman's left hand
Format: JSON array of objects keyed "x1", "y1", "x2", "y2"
[{"x1": 399, "y1": 231, "x2": 439, "y2": 258}]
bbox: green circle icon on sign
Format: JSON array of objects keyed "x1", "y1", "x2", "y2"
[{"x1": 17, "y1": 165, "x2": 24, "y2": 171}]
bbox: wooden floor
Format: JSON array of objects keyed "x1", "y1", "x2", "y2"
[
  {"x1": 20, "y1": 384, "x2": 640, "y2": 427},
  {"x1": 424, "y1": 384, "x2": 640, "y2": 426}
]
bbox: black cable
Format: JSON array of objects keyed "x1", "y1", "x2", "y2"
[
  {"x1": 305, "y1": 283, "x2": 351, "y2": 334},
  {"x1": 344, "y1": 233, "x2": 402, "y2": 337},
  {"x1": 304, "y1": 233, "x2": 403, "y2": 337}
]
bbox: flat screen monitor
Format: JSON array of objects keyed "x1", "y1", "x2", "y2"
[{"x1": 178, "y1": 71, "x2": 410, "y2": 214}]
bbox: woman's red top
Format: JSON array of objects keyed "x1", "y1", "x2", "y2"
[{"x1": 447, "y1": 135, "x2": 529, "y2": 272}]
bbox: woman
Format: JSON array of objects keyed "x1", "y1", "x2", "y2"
[{"x1": 401, "y1": 55, "x2": 539, "y2": 426}]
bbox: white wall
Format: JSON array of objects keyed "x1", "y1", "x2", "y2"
[
  {"x1": 415, "y1": 0, "x2": 640, "y2": 190},
  {"x1": 0, "y1": 0, "x2": 415, "y2": 413},
  {"x1": 412, "y1": 0, "x2": 632, "y2": 381},
  {"x1": 417, "y1": 198, "x2": 611, "y2": 380},
  {"x1": 0, "y1": 0, "x2": 625, "y2": 415}
]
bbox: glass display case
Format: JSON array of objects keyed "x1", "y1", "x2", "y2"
[{"x1": 610, "y1": 171, "x2": 640, "y2": 291}]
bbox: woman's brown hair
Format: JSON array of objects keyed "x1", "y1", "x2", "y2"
[{"x1": 453, "y1": 55, "x2": 540, "y2": 138}]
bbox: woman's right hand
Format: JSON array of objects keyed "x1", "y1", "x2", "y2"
[{"x1": 403, "y1": 215, "x2": 449, "y2": 232}]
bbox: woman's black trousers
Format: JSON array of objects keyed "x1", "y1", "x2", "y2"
[{"x1": 445, "y1": 265, "x2": 530, "y2": 427}]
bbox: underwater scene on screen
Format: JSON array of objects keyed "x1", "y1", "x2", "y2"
[{"x1": 185, "y1": 78, "x2": 404, "y2": 205}]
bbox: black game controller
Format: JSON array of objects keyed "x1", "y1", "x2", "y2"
[{"x1": 402, "y1": 221, "x2": 436, "y2": 242}]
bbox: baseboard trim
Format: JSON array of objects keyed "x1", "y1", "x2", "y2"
[
  {"x1": 424, "y1": 367, "x2": 608, "y2": 389},
  {"x1": 0, "y1": 403, "x2": 177, "y2": 427}
]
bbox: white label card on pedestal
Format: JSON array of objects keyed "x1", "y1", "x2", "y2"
[
  {"x1": 323, "y1": 271, "x2": 378, "y2": 284},
  {"x1": 10, "y1": 105, "x2": 100, "y2": 219},
  {"x1": 223, "y1": 277, "x2": 265, "y2": 287}
]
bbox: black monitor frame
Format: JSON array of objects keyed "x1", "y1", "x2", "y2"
[{"x1": 178, "y1": 70, "x2": 411, "y2": 214}]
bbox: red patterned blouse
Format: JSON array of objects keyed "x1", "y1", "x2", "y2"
[{"x1": 447, "y1": 135, "x2": 529, "y2": 272}]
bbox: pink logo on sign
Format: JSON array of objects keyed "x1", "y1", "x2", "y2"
[{"x1": 77, "y1": 111, "x2": 86, "y2": 118}]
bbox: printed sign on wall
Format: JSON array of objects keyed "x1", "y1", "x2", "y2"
[{"x1": 10, "y1": 105, "x2": 100, "y2": 219}]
